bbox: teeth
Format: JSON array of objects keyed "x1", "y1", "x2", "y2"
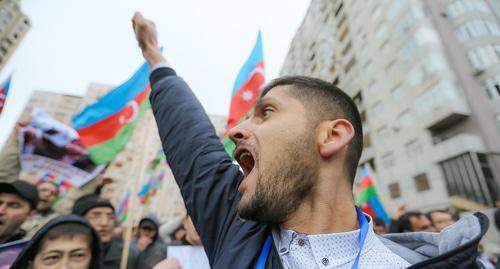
[{"x1": 240, "y1": 152, "x2": 251, "y2": 159}]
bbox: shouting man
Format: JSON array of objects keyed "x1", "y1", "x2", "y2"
[{"x1": 132, "y1": 13, "x2": 489, "y2": 269}]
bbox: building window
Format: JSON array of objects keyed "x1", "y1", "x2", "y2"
[
  {"x1": 329, "y1": 63, "x2": 336, "y2": 74},
  {"x1": 382, "y1": 152, "x2": 396, "y2": 168},
  {"x1": 363, "y1": 132, "x2": 371, "y2": 148},
  {"x1": 363, "y1": 60, "x2": 373, "y2": 74},
  {"x1": 371, "y1": 5, "x2": 382, "y2": 21},
  {"x1": 440, "y1": 152, "x2": 498, "y2": 207},
  {"x1": 414, "y1": 174, "x2": 430, "y2": 192},
  {"x1": 339, "y1": 27, "x2": 350, "y2": 43},
  {"x1": 455, "y1": 19, "x2": 500, "y2": 42},
  {"x1": 360, "y1": 110, "x2": 367, "y2": 123},
  {"x1": 385, "y1": 60, "x2": 397, "y2": 76},
  {"x1": 342, "y1": 41, "x2": 352, "y2": 56},
  {"x1": 391, "y1": 84, "x2": 405, "y2": 101},
  {"x1": 408, "y1": 53, "x2": 449, "y2": 86},
  {"x1": 376, "y1": 126, "x2": 390, "y2": 139},
  {"x1": 372, "y1": 101, "x2": 384, "y2": 115},
  {"x1": 388, "y1": 182, "x2": 401, "y2": 199},
  {"x1": 335, "y1": 2, "x2": 344, "y2": 17},
  {"x1": 337, "y1": 15, "x2": 347, "y2": 30},
  {"x1": 387, "y1": 0, "x2": 406, "y2": 18},
  {"x1": 344, "y1": 56, "x2": 356, "y2": 73},
  {"x1": 447, "y1": 0, "x2": 491, "y2": 17},
  {"x1": 398, "y1": 110, "x2": 414, "y2": 129},
  {"x1": 467, "y1": 44, "x2": 500, "y2": 69},
  {"x1": 405, "y1": 139, "x2": 423, "y2": 158},
  {"x1": 376, "y1": 23, "x2": 388, "y2": 39},
  {"x1": 400, "y1": 36, "x2": 417, "y2": 60},
  {"x1": 483, "y1": 74, "x2": 500, "y2": 100},
  {"x1": 415, "y1": 81, "x2": 459, "y2": 115}
]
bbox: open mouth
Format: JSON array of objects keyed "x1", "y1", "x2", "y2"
[{"x1": 234, "y1": 147, "x2": 256, "y2": 178}]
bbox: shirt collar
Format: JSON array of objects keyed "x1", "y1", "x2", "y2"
[{"x1": 277, "y1": 213, "x2": 377, "y2": 267}]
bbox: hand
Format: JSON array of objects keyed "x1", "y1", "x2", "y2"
[
  {"x1": 391, "y1": 203, "x2": 407, "y2": 220},
  {"x1": 132, "y1": 12, "x2": 165, "y2": 67},
  {"x1": 152, "y1": 258, "x2": 182, "y2": 269},
  {"x1": 136, "y1": 235, "x2": 153, "y2": 251}
]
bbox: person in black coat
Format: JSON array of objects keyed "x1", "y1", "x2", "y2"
[
  {"x1": 11, "y1": 214, "x2": 101, "y2": 269},
  {"x1": 134, "y1": 213, "x2": 167, "y2": 269},
  {"x1": 72, "y1": 194, "x2": 138, "y2": 269}
]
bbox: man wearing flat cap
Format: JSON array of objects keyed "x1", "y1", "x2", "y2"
[{"x1": 0, "y1": 180, "x2": 38, "y2": 245}]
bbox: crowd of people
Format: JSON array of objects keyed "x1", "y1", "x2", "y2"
[
  {"x1": 0, "y1": 180, "x2": 203, "y2": 269},
  {"x1": 1, "y1": 12, "x2": 500, "y2": 269}
]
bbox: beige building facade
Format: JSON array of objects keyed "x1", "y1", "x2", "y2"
[
  {"x1": 281, "y1": 0, "x2": 500, "y2": 211},
  {"x1": 0, "y1": 0, "x2": 30, "y2": 71}
]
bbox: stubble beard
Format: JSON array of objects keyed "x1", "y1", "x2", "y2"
[{"x1": 237, "y1": 133, "x2": 317, "y2": 225}]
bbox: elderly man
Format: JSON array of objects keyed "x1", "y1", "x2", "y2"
[{"x1": 21, "y1": 180, "x2": 60, "y2": 237}]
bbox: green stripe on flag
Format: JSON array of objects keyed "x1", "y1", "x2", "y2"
[
  {"x1": 87, "y1": 99, "x2": 150, "y2": 164},
  {"x1": 356, "y1": 185, "x2": 377, "y2": 205},
  {"x1": 118, "y1": 212, "x2": 128, "y2": 225}
]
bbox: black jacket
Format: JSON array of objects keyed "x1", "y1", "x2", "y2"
[
  {"x1": 134, "y1": 214, "x2": 167, "y2": 269},
  {"x1": 11, "y1": 214, "x2": 101, "y2": 269},
  {"x1": 101, "y1": 237, "x2": 138, "y2": 269},
  {"x1": 149, "y1": 66, "x2": 489, "y2": 269}
]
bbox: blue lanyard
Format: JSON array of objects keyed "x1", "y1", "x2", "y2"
[{"x1": 256, "y1": 206, "x2": 369, "y2": 269}]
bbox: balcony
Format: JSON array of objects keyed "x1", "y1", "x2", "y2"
[
  {"x1": 431, "y1": 134, "x2": 485, "y2": 163},
  {"x1": 422, "y1": 100, "x2": 471, "y2": 131}
]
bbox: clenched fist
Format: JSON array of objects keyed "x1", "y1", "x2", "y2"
[{"x1": 132, "y1": 12, "x2": 165, "y2": 67}]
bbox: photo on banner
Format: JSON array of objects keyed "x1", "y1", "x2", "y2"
[{"x1": 18, "y1": 108, "x2": 105, "y2": 187}]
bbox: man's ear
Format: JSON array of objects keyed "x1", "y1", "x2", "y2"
[{"x1": 318, "y1": 119, "x2": 355, "y2": 158}]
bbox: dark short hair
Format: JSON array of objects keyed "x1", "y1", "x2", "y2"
[
  {"x1": 426, "y1": 209, "x2": 454, "y2": 225},
  {"x1": 373, "y1": 217, "x2": 386, "y2": 227},
  {"x1": 36, "y1": 222, "x2": 93, "y2": 253},
  {"x1": 398, "y1": 212, "x2": 424, "y2": 232},
  {"x1": 260, "y1": 76, "x2": 363, "y2": 185}
]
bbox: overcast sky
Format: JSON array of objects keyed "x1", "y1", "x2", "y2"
[{"x1": 0, "y1": 0, "x2": 310, "y2": 148}]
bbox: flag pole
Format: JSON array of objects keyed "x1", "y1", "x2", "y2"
[{"x1": 120, "y1": 112, "x2": 151, "y2": 269}]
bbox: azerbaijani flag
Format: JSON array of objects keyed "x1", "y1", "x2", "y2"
[
  {"x1": 116, "y1": 189, "x2": 130, "y2": 225},
  {"x1": 356, "y1": 165, "x2": 391, "y2": 225},
  {"x1": 222, "y1": 31, "x2": 265, "y2": 158},
  {"x1": 0, "y1": 75, "x2": 12, "y2": 115},
  {"x1": 72, "y1": 62, "x2": 151, "y2": 164}
]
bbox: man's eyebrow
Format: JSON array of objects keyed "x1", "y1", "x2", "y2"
[
  {"x1": 254, "y1": 96, "x2": 279, "y2": 110},
  {"x1": 253, "y1": 98, "x2": 264, "y2": 110}
]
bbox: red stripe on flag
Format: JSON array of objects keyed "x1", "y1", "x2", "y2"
[
  {"x1": 225, "y1": 61, "x2": 265, "y2": 133},
  {"x1": 360, "y1": 204, "x2": 376, "y2": 218},
  {"x1": 77, "y1": 85, "x2": 150, "y2": 147},
  {"x1": 359, "y1": 176, "x2": 373, "y2": 190}
]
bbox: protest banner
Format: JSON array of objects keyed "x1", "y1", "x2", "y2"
[{"x1": 19, "y1": 108, "x2": 105, "y2": 187}]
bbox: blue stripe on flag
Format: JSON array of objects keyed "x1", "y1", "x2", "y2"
[
  {"x1": 72, "y1": 62, "x2": 150, "y2": 129},
  {"x1": 231, "y1": 31, "x2": 264, "y2": 97},
  {"x1": 368, "y1": 196, "x2": 391, "y2": 225}
]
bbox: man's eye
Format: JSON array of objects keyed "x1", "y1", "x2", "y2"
[
  {"x1": 263, "y1": 108, "x2": 274, "y2": 117},
  {"x1": 43, "y1": 255, "x2": 60, "y2": 264}
]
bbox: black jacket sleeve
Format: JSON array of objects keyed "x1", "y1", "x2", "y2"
[{"x1": 149, "y1": 67, "x2": 269, "y2": 268}]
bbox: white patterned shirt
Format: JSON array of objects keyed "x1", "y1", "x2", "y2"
[{"x1": 275, "y1": 215, "x2": 410, "y2": 269}]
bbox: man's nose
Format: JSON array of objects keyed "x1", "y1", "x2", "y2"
[
  {"x1": 228, "y1": 124, "x2": 251, "y2": 144},
  {"x1": 0, "y1": 204, "x2": 6, "y2": 214}
]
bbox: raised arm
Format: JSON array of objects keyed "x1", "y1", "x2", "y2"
[{"x1": 131, "y1": 13, "x2": 266, "y2": 267}]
